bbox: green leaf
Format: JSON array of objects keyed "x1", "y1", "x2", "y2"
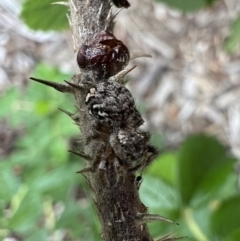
[
  {"x1": 8, "y1": 190, "x2": 43, "y2": 233},
  {"x1": 140, "y1": 177, "x2": 182, "y2": 238},
  {"x1": 147, "y1": 152, "x2": 178, "y2": 186},
  {"x1": 0, "y1": 162, "x2": 20, "y2": 202},
  {"x1": 26, "y1": 166, "x2": 78, "y2": 198},
  {"x1": 57, "y1": 113, "x2": 79, "y2": 137},
  {"x1": 177, "y1": 134, "x2": 233, "y2": 206},
  {"x1": 156, "y1": 0, "x2": 220, "y2": 12},
  {"x1": 32, "y1": 63, "x2": 72, "y2": 81},
  {"x1": 211, "y1": 195, "x2": 240, "y2": 240},
  {"x1": 225, "y1": 228, "x2": 240, "y2": 241},
  {"x1": 49, "y1": 138, "x2": 68, "y2": 163},
  {"x1": 26, "y1": 229, "x2": 48, "y2": 241},
  {"x1": 56, "y1": 200, "x2": 84, "y2": 237},
  {"x1": 225, "y1": 16, "x2": 240, "y2": 54},
  {"x1": 191, "y1": 157, "x2": 237, "y2": 206},
  {"x1": 0, "y1": 88, "x2": 20, "y2": 120},
  {"x1": 140, "y1": 176, "x2": 180, "y2": 212},
  {"x1": 181, "y1": 206, "x2": 212, "y2": 240},
  {"x1": 57, "y1": 197, "x2": 100, "y2": 239},
  {"x1": 20, "y1": 0, "x2": 68, "y2": 31}
]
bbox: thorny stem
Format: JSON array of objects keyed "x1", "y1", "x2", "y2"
[
  {"x1": 67, "y1": 1, "x2": 155, "y2": 240},
  {"x1": 37, "y1": 0, "x2": 182, "y2": 241}
]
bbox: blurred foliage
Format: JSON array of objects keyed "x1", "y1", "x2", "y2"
[
  {"x1": 224, "y1": 16, "x2": 240, "y2": 54},
  {"x1": 144, "y1": 134, "x2": 239, "y2": 241},
  {"x1": 20, "y1": 0, "x2": 69, "y2": 31},
  {"x1": 156, "y1": 0, "x2": 220, "y2": 12},
  {"x1": 1, "y1": 63, "x2": 239, "y2": 240},
  {"x1": 0, "y1": 64, "x2": 100, "y2": 241},
  {"x1": 13, "y1": 1, "x2": 240, "y2": 240}
]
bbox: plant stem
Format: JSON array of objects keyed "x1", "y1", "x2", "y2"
[{"x1": 67, "y1": 0, "x2": 154, "y2": 240}]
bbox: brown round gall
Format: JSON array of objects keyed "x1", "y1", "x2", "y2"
[{"x1": 77, "y1": 31, "x2": 130, "y2": 79}]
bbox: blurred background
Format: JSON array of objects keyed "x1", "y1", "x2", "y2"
[{"x1": 1, "y1": 0, "x2": 240, "y2": 240}]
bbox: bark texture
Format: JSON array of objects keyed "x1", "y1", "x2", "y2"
[
  {"x1": 67, "y1": 1, "x2": 154, "y2": 240},
  {"x1": 32, "y1": 0, "x2": 178, "y2": 240},
  {"x1": 67, "y1": 1, "x2": 155, "y2": 240}
]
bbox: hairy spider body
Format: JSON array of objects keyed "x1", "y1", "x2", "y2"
[
  {"x1": 77, "y1": 31, "x2": 129, "y2": 79},
  {"x1": 85, "y1": 80, "x2": 143, "y2": 129},
  {"x1": 110, "y1": 128, "x2": 158, "y2": 171},
  {"x1": 77, "y1": 124, "x2": 158, "y2": 174}
]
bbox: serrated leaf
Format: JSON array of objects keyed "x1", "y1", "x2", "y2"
[
  {"x1": 224, "y1": 16, "x2": 240, "y2": 54},
  {"x1": 20, "y1": 0, "x2": 68, "y2": 31},
  {"x1": 177, "y1": 134, "x2": 232, "y2": 206},
  {"x1": 210, "y1": 195, "x2": 240, "y2": 239},
  {"x1": 156, "y1": 0, "x2": 220, "y2": 12}
]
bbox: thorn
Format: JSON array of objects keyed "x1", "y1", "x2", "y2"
[
  {"x1": 113, "y1": 8, "x2": 124, "y2": 19},
  {"x1": 69, "y1": 0, "x2": 77, "y2": 12},
  {"x1": 130, "y1": 52, "x2": 152, "y2": 60},
  {"x1": 105, "y1": 8, "x2": 123, "y2": 30},
  {"x1": 106, "y1": 7, "x2": 113, "y2": 23},
  {"x1": 58, "y1": 108, "x2": 72, "y2": 116},
  {"x1": 74, "y1": 105, "x2": 85, "y2": 113},
  {"x1": 66, "y1": 13, "x2": 72, "y2": 27},
  {"x1": 97, "y1": 3, "x2": 104, "y2": 23},
  {"x1": 109, "y1": 65, "x2": 136, "y2": 84},
  {"x1": 120, "y1": 208, "x2": 125, "y2": 222},
  {"x1": 135, "y1": 213, "x2": 178, "y2": 225},
  {"x1": 58, "y1": 108, "x2": 79, "y2": 121},
  {"x1": 51, "y1": 1, "x2": 69, "y2": 6},
  {"x1": 105, "y1": 7, "x2": 115, "y2": 31},
  {"x1": 76, "y1": 166, "x2": 94, "y2": 174},
  {"x1": 30, "y1": 77, "x2": 74, "y2": 93},
  {"x1": 68, "y1": 150, "x2": 91, "y2": 161},
  {"x1": 64, "y1": 80, "x2": 84, "y2": 90}
]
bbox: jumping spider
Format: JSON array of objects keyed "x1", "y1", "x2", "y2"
[
  {"x1": 85, "y1": 80, "x2": 143, "y2": 130},
  {"x1": 75, "y1": 126, "x2": 158, "y2": 174},
  {"x1": 109, "y1": 128, "x2": 158, "y2": 172}
]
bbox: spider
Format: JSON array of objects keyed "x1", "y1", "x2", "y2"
[
  {"x1": 85, "y1": 80, "x2": 143, "y2": 130},
  {"x1": 73, "y1": 127, "x2": 158, "y2": 174}
]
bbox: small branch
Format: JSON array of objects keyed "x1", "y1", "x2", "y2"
[
  {"x1": 28, "y1": 1, "x2": 183, "y2": 241},
  {"x1": 66, "y1": 1, "x2": 155, "y2": 241}
]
